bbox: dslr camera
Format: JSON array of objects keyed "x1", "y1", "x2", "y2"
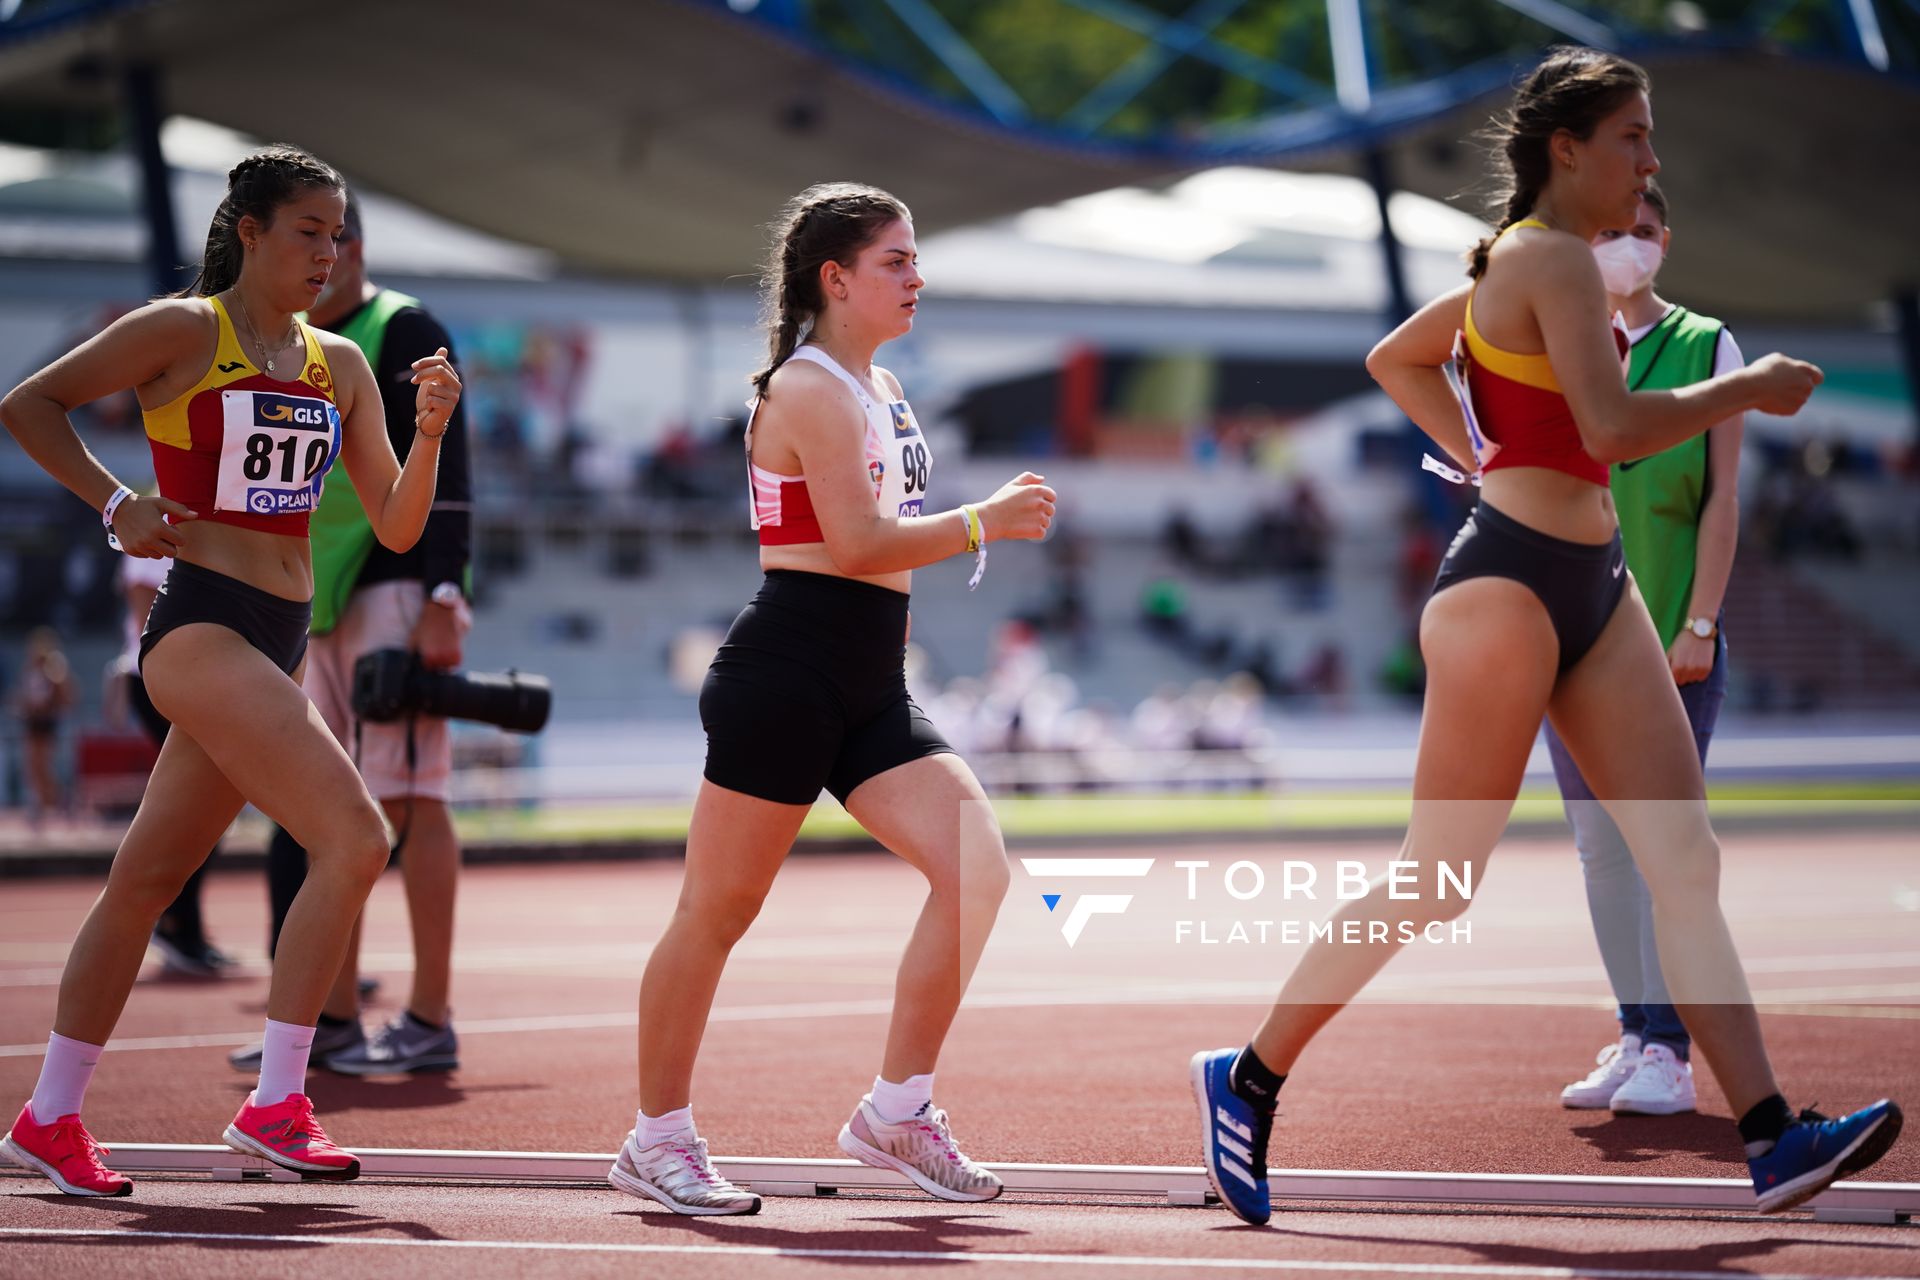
[{"x1": 351, "y1": 648, "x2": 552, "y2": 734}]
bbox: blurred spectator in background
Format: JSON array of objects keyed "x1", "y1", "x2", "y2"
[
  {"x1": 1162, "y1": 506, "x2": 1203, "y2": 569},
  {"x1": 112, "y1": 551, "x2": 235, "y2": 977},
  {"x1": 1396, "y1": 504, "x2": 1443, "y2": 614},
  {"x1": 1751, "y1": 439, "x2": 1864, "y2": 562},
  {"x1": 1140, "y1": 577, "x2": 1189, "y2": 642},
  {"x1": 13, "y1": 626, "x2": 75, "y2": 825}
]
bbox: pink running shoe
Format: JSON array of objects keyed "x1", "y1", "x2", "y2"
[
  {"x1": 1, "y1": 1102, "x2": 132, "y2": 1196},
  {"x1": 223, "y1": 1092, "x2": 360, "y2": 1179}
]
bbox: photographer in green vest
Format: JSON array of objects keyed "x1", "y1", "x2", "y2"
[
  {"x1": 231, "y1": 190, "x2": 473, "y2": 1077},
  {"x1": 1551, "y1": 179, "x2": 1745, "y2": 1118}
]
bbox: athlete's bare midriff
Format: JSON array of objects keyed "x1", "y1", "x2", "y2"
[
  {"x1": 759, "y1": 542, "x2": 911, "y2": 596},
  {"x1": 170, "y1": 521, "x2": 315, "y2": 602},
  {"x1": 1480, "y1": 468, "x2": 1618, "y2": 546}
]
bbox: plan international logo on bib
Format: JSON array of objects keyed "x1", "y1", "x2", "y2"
[{"x1": 245, "y1": 485, "x2": 317, "y2": 515}]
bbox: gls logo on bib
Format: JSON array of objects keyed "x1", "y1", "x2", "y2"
[
  {"x1": 216, "y1": 389, "x2": 339, "y2": 517},
  {"x1": 256, "y1": 397, "x2": 331, "y2": 427}
]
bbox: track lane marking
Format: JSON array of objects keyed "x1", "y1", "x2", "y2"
[{"x1": 4, "y1": 974, "x2": 1917, "y2": 1059}]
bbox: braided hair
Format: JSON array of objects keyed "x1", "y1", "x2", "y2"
[
  {"x1": 750, "y1": 182, "x2": 911, "y2": 398},
  {"x1": 173, "y1": 144, "x2": 344, "y2": 298},
  {"x1": 1466, "y1": 47, "x2": 1650, "y2": 280}
]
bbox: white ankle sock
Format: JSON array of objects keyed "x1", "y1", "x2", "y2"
[
  {"x1": 28, "y1": 1032, "x2": 104, "y2": 1124},
  {"x1": 870, "y1": 1073, "x2": 934, "y2": 1124},
  {"x1": 255, "y1": 1019, "x2": 314, "y2": 1107},
  {"x1": 636, "y1": 1106, "x2": 695, "y2": 1148}
]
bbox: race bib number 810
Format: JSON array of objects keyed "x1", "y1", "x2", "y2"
[{"x1": 216, "y1": 390, "x2": 340, "y2": 517}]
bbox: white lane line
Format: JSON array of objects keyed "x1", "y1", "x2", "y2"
[
  {"x1": 0, "y1": 1226, "x2": 1907, "y2": 1279},
  {"x1": 4, "y1": 967, "x2": 1915, "y2": 1059},
  {"x1": 10, "y1": 943, "x2": 1916, "y2": 992},
  {"x1": 0, "y1": 1000, "x2": 894, "y2": 1057},
  {"x1": 0, "y1": 933, "x2": 912, "y2": 987}
]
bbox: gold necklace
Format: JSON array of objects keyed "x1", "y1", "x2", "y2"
[{"x1": 230, "y1": 290, "x2": 297, "y2": 375}]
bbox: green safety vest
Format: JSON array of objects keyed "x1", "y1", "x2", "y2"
[
  {"x1": 307, "y1": 289, "x2": 422, "y2": 635},
  {"x1": 1610, "y1": 305, "x2": 1726, "y2": 649}
]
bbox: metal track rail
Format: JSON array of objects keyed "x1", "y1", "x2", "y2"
[{"x1": 31, "y1": 1144, "x2": 1911, "y2": 1225}]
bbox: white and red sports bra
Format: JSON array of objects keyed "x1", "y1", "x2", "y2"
[{"x1": 745, "y1": 345, "x2": 932, "y2": 546}]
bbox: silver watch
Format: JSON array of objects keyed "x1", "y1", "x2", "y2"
[
  {"x1": 1686, "y1": 615, "x2": 1717, "y2": 640},
  {"x1": 430, "y1": 581, "x2": 465, "y2": 608}
]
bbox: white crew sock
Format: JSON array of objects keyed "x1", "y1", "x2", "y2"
[
  {"x1": 28, "y1": 1032, "x2": 104, "y2": 1124},
  {"x1": 636, "y1": 1106, "x2": 696, "y2": 1148},
  {"x1": 255, "y1": 1019, "x2": 315, "y2": 1107},
  {"x1": 870, "y1": 1072, "x2": 935, "y2": 1124}
]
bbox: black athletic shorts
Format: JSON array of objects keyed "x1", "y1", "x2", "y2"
[
  {"x1": 139, "y1": 560, "x2": 311, "y2": 678},
  {"x1": 1430, "y1": 499, "x2": 1627, "y2": 672},
  {"x1": 701, "y1": 570, "x2": 956, "y2": 806}
]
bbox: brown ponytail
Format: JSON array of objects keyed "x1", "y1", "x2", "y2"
[
  {"x1": 750, "y1": 182, "x2": 911, "y2": 398},
  {"x1": 173, "y1": 144, "x2": 344, "y2": 298},
  {"x1": 1465, "y1": 46, "x2": 1650, "y2": 280}
]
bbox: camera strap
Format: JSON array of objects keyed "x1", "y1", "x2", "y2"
[
  {"x1": 390, "y1": 714, "x2": 418, "y2": 860},
  {"x1": 350, "y1": 706, "x2": 418, "y2": 862}
]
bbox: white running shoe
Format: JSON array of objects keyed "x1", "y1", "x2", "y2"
[
  {"x1": 837, "y1": 1096, "x2": 1003, "y2": 1202},
  {"x1": 607, "y1": 1129, "x2": 760, "y2": 1216},
  {"x1": 1560, "y1": 1034, "x2": 1642, "y2": 1109},
  {"x1": 1609, "y1": 1042, "x2": 1696, "y2": 1116}
]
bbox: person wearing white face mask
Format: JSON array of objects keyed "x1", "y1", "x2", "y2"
[{"x1": 1552, "y1": 178, "x2": 1746, "y2": 1119}]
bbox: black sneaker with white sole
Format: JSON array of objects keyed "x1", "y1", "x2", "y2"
[
  {"x1": 324, "y1": 1012, "x2": 458, "y2": 1075},
  {"x1": 228, "y1": 1018, "x2": 365, "y2": 1073}
]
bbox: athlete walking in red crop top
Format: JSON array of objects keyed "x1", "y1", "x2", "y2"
[
  {"x1": 1188, "y1": 48, "x2": 1899, "y2": 1226},
  {"x1": 0, "y1": 146, "x2": 459, "y2": 1195},
  {"x1": 607, "y1": 183, "x2": 1055, "y2": 1216}
]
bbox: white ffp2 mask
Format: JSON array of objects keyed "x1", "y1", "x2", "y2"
[{"x1": 1593, "y1": 235, "x2": 1663, "y2": 297}]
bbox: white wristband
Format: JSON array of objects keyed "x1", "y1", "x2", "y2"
[
  {"x1": 102, "y1": 485, "x2": 134, "y2": 551},
  {"x1": 102, "y1": 485, "x2": 134, "y2": 529}
]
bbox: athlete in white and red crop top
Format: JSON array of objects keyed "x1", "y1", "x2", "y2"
[
  {"x1": 621, "y1": 182, "x2": 1062, "y2": 1219},
  {"x1": 747, "y1": 344, "x2": 933, "y2": 545}
]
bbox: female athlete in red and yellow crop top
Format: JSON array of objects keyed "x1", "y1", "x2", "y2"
[
  {"x1": 1458, "y1": 219, "x2": 1628, "y2": 488},
  {"x1": 1216, "y1": 51, "x2": 1879, "y2": 1239},
  {"x1": 0, "y1": 147, "x2": 466, "y2": 1196},
  {"x1": 142, "y1": 296, "x2": 342, "y2": 536}
]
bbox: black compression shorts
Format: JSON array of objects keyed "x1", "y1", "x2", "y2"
[
  {"x1": 701, "y1": 570, "x2": 956, "y2": 806},
  {"x1": 140, "y1": 560, "x2": 311, "y2": 678},
  {"x1": 1430, "y1": 499, "x2": 1627, "y2": 673}
]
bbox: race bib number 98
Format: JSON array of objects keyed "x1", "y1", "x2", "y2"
[{"x1": 216, "y1": 390, "x2": 340, "y2": 517}]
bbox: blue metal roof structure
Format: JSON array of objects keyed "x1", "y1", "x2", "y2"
[
  {"x1": 0, "y1": 0, "x2": 1915, "y2": 318},
  {"x1": 705, "y1": 0, "x2": 1914, "y2": 159}
]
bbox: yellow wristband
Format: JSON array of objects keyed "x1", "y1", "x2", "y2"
[{"x1": 962, "y1": 505, "x2": 982, "y2": 553}]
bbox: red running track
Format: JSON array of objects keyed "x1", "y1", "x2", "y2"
[{"x1": 1, "y1": 831, "x2": 1915, "y2": 1277}]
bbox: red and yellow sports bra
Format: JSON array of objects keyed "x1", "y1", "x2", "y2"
[
  {"x1": 141, "y1": 296, "x2": 342, "y2": 536},
  {"x1": 1455, "y1": 219, "x2": 1628, "y2": 488}
]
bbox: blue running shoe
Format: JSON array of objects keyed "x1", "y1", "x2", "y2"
[
  {"x1": 1749, "y1": 1099, "x2": 1903, "y2": 1214},
  {"x1": 1190, "y1": 1048, "x2": 1272, "y2": 1225}
]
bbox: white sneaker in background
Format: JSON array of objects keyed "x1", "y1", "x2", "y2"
[
  {"x1": 1609, "y1": 1042, "x2": 1696, "y2": 1116},
  {"x1": 1559, "y1": 1034, "x2": 1643, "y2": 1110}
]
